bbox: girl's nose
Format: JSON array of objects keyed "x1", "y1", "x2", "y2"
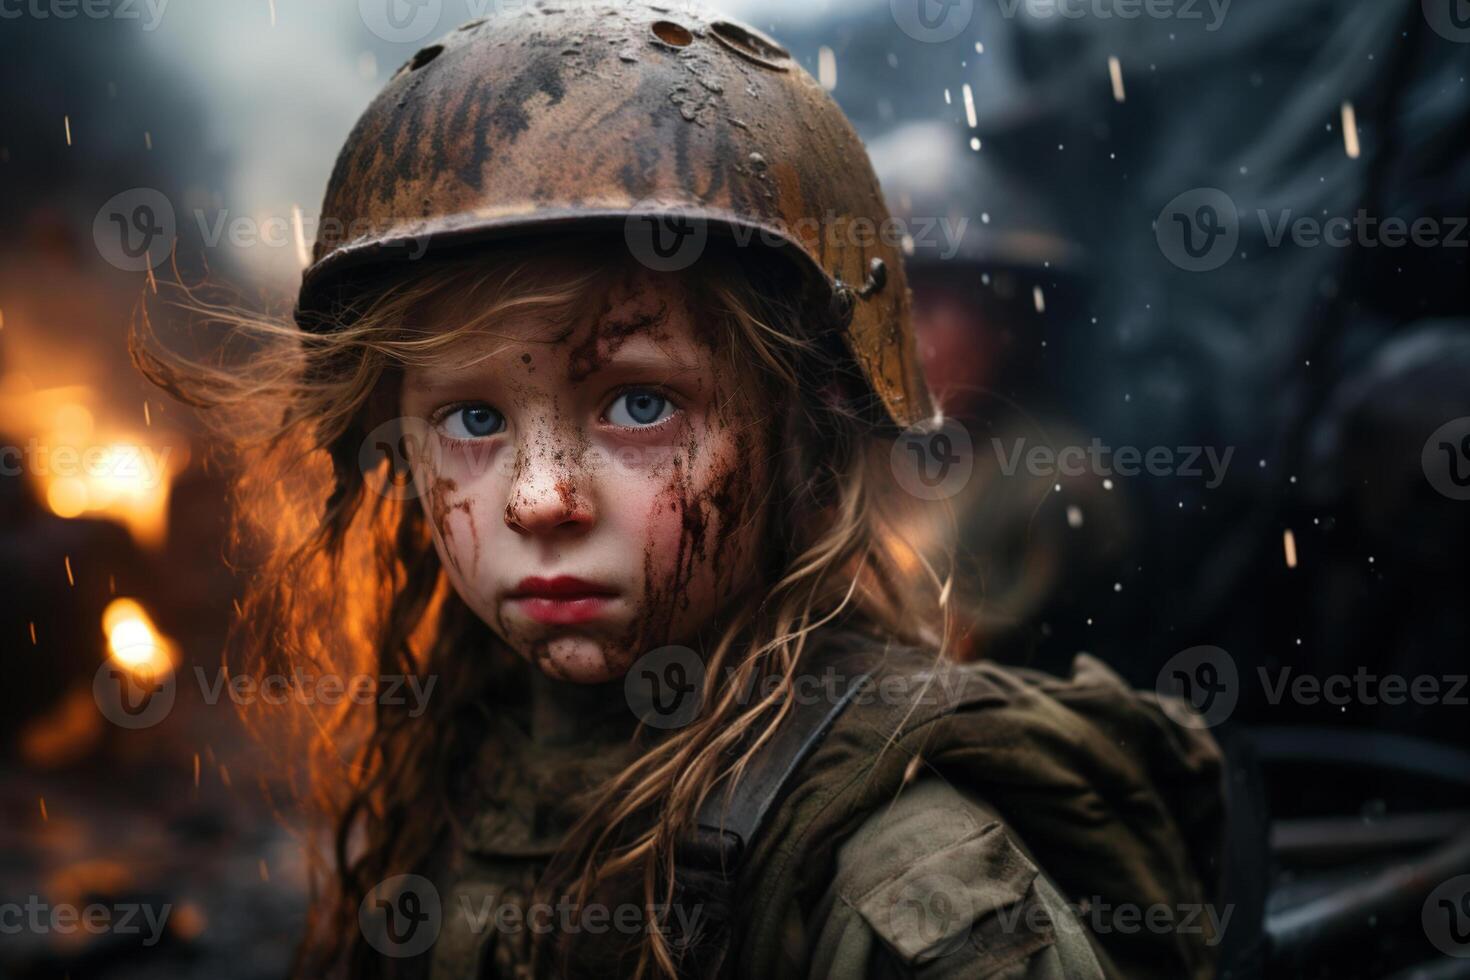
[{"x1": 503, "y1": 449, "x2": 594, "y2": 536}]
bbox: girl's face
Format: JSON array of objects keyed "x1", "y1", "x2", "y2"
[{"x1": 399, "y1": 265, "x2": 772, "y2": 684}]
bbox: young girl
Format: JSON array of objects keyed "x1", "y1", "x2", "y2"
[{"x1": 138, "y1": 4, "x2": 1226, "y2": 978}]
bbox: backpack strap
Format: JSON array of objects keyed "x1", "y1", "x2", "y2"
[{"x1": 671, "y1": 672, "x2": 871, "y2": 978}]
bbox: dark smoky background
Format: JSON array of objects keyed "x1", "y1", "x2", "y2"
[{"x1": 1, "y1": 1, "x2": 1467, "y2": 977}]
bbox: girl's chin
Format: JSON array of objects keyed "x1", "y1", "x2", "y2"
[{"x1": 529, "y1": 634, "x2": 631, "y2": 684}]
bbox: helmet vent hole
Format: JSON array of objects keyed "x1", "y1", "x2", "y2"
[
  {"x1": 408, "y1": 44, "x2": 444, "y2": 71},
  {"x1": 652, "y1": 20, "x2": 694, "y2": 47},
  {"x1": 709, "y1": 20, "x2": 791, "y2": 70}
]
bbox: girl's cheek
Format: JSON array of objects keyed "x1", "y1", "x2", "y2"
[
  {"x1": 435, "y1": 438, "x2": 510, "y2": 485},
  {"x1": 591, "y1": 461, "x2": 679, "y2": 593},
  {"x1": 418, "y1": 444, "x2": 508, "y2": 601},
  {"x1": 640, "y1": 436, "x2": 753, "y2": 605},
  {"x1": 596, "y1": 433, "x2": 686, "y2": 547}
]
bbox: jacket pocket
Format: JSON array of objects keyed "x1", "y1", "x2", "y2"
[{"x1": 850, "y1": 821, "x2": 1057, "y2": 977}]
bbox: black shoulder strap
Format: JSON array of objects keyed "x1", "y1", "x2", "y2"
[{"x1": 671, "y1": 672, "x2": 871, "y2": 978}]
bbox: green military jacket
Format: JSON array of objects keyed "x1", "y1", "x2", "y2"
[{"x1": 425, "y1": 633, "x2": 1224, "y2": 979}]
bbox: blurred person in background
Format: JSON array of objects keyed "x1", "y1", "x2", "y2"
[{"x1": 869, "y1": 120, "x2": 1129, "y2": 668}]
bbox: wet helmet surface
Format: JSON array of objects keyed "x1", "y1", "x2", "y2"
[{"x1": 297, "y1": 1, "x2": 931, "y2": 427}]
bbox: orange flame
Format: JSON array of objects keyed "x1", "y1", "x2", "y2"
[{"x1": 0, "y1": 376, "x2": 183, "y2": 547}]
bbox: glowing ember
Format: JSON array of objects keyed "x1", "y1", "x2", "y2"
[
  {"x1": 102, "y1": 597, "x2": 175, "y2": 680},
  {"x1": 291, "y1": 203, "x2": 311, "y2": 269},
  {"x1": 19, "y1": 688, "x2": 103, "y2": 768},
  {"x1": 171, "y1": 901, "x2": 208, "y2": 940},
  {"x1": 1340, "y1": 101, "x2": 1360, "y2": 159},
  {"x1": 818, "y1": 46, "x2": 836, "y2": 91},
  {"x1": 1108, "y1": 56, "x2": 1126, "y2": 103},
  {"x1": 47, "y1": 479, "x2": 88, "y2": 518},
  {"x1": 1283, "y1": 528, "x2": 1298, "y2": 568}
]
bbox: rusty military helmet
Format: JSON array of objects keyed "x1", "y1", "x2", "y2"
[{"x1": 296, "y1": 1, "x2": 931, "y2": 427}]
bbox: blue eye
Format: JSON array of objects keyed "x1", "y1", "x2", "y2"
[
  {"x1": 438, "y1": 405, "x2": 505, "y2": 439},
  {"x1": 607, "y1": 390, "x2": 675, "y2": 427}
]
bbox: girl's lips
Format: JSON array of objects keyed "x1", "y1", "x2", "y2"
[
  {"x1": 509, "y1": 576, "x2": 616, "y2": 598},
  {"x1": 506, "y1": 576, "x2": 619, "y2": 625},
  {"x1": 512, "y1": 596, "x2": 616, "y2": 625}
]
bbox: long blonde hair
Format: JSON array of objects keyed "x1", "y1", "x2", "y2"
[{"x1": 133, "y1": 235, "x2": 950, "y2": 978}]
